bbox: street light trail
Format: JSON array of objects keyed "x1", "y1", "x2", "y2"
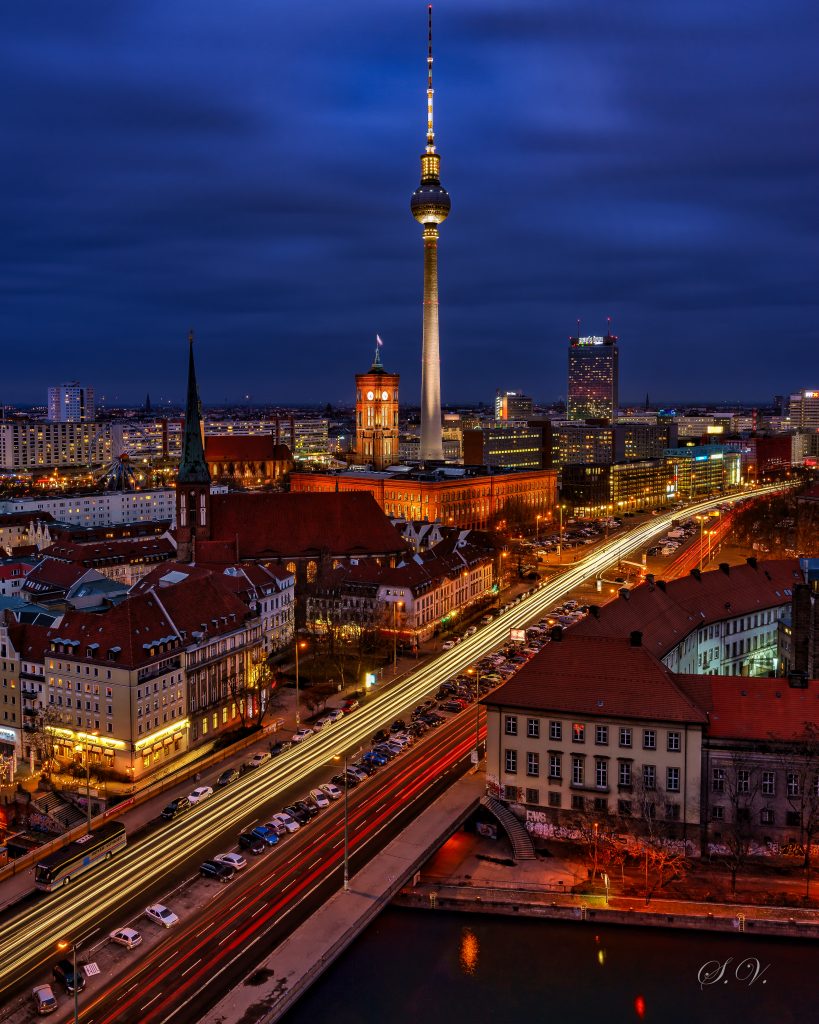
[{"x1": 0, "y1": 483, "x2": 789, "y2": 999}]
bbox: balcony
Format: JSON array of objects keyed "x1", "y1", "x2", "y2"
[{"x1": 21, "y1": 689, "x2": 38, "y2": 701}]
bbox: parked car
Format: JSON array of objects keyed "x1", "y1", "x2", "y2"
[
  {"x1": 110, "y1": 927, "x2": 143, "y2": 949},
  {"x1": 214, "y1": 852, "x2": 247, "y2": 871},
  {"x1": 340, "y1": 698, "x2": 360, "y2": 713},
  {"x1": 161, "y1": 796, "x2": 191, "y2": 821},
  {"x1": 363, "y1": 749, "x2": 388, "y2": 767},
  {"x1": 312, "y1": 717, "x2": 333, "y2": 731},
  {"x1": 346, "y1": 765, "x2": 367, "y2": 783},
  {"x1": 53, "y1": 958, "x2": 86, "y2": 994},
  {"x1": 269, "y1": 811, "x2": 300, "y2": 833},
  {"x1": 283, "y1": 803, "x2": 311, "y2": 825},
  {"x1": 371, "y1": 729, "x2": 390, "y2": 745},
  {"x1": 291, "y1": 727, "x2": 314, "y2": 743},
  {"x1": 269, "y1": 740, "x2": 293, "y2": 756},
  {"x1": 251, "y1": 824, "x2": 280, "y2": 846},
  {"x1": 145, "y1": 904, "x2": 179, "y2": 928},
  {"x1": 325, "y1": 708, "x2": 345, "y2": 723},
  {"x1": 248, "y1": 752, "x2": 271, "y2": 767},
  {"x1": 390, "y1": 719, "x2": 407, "y2": 734},
  {"x1": 319, "y1": 782, "x2": 343, "y2": 801},
  {"x1": 262, "y1": 818, "x2": 287, "y2": 837},
  {"x1": 372, "y1": 744, "x2": 397, "y2": 761},
  {"x1": 200, "y1": 859, "x2": 234, "y2": 883},
  {"x1": 439, "y1": 700, "x2": 466, "y2": 713},
  {"x1": 238, "y1": 832, "x2": 265, "y2": 855},
  {"x1": 441, "y1": 640, "x2": 456, "y2": 650},
  {"x1": 332, "y1": 772, "x2": 356, "y2": 788},
  {"x1": 464, "y1": 625, "x2": 478, "y2": 636},
  {"x1": 293, "y1": 798, "x2": 320, "y2": 820},
  {"x1": 408, "y1": 721, "x2": 428, "y2": 738},
  {"x1": 309, "y1": 788, "x2": 330, "y2": 809},
  {"x1": 352, "y1": 760, "x2": 376, "y2": 776},
  {"x1": 380, "y1": 741, "x2": 403, "y2": 757},
  {"x1": 387, "y1": 733, "x2": 411, "y2": 749},
  {"x1": 215, "y1": 768, "x2": 239, "y2": 788},
  {"x1": 188, "y1": 786, "x2": 214, "y2": 805},
  {"x1": 32, "y1": 984, "x2": 58, "y2": 1015}
]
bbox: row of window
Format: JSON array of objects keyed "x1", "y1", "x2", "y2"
[
  {"x1": 504, "y1": 715, "x2": 681, "y2": 752},
  {"x1": 507, "y1": 787, "x2": 681, "y2": 819},
  {"x1": 503, "y1": 750, "x2": 681, "y2": 792},
  {"x1": 711, "y1": 767, "x2": 819, "y2": 798}
]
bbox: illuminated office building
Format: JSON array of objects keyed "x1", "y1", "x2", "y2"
[{"x1": 567, "y1": 333, "x2": 619, "y2": 421}]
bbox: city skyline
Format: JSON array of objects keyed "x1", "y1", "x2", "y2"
[{"x1": 2, "y1": 1, "x2": 817, "y2": 405}]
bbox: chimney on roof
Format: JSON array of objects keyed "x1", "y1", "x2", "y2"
[
  {"x1": 690, "y1": 568, "x2": 702, "y2": 581},
  {"x1": 645, "y1": 573, "x2": 655, "y2": 589},
  {"x1": 619, "y1": 587, "x2": 630, "y2": 600},
  {"x1": 788, "y1": 671, "x2": 807, "y2": 689},
  {"x1": 719, "y1": 563, "x2": 730, "y2": 575},
  {"x1": 589, "y1": 605, "x2": 600, "y2": 619},
  {"x1": 629, "y1": 630, "x2": 643, "y2": 647},
  {"x1": 550, "y1": 626, "x2": 563, "y2": 642},
  {"x1": 656, "y1": 579, "x2": 666, "y2": 592},
  {"x1": 747, "y1": 556, "x2": 758, "y2": 570}
]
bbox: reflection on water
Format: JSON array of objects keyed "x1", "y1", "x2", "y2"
[
  {"x1": 283, "y1": 908, "x2": 816, "y2": 1024},
  {"x1": 459, "y1": 927, "x2": 479, "y2": 976}
]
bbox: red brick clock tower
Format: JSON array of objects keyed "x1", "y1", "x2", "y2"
[{"x1": 355, "y1": 340, "x2": 399, "y2": 470}]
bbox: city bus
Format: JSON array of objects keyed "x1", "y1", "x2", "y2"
[{"x1": 34, "y1": 821, "x2": 127, "y2": 892}]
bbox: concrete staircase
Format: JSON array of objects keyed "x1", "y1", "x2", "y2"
[
  {"x1": 480, "y1": 795, "x2": 536, "y2": 861},
  {"x1": 30, "y1": 791, "x2": 86, "y2": 833}
]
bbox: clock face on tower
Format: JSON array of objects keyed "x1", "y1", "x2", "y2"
[
  {"x1": 381, "y1": 391, "x2": 389, "y2": 401},
  {"x1": 366, "y1": 390, "x2": 374, "y2": 400}
]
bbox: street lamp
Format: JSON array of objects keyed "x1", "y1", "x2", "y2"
[
  {"x1": 592, "y1": 821, "x2": 599, "y2": 881},
  {"x1": 84, "y1": 730, "x2": 98, "y2": 833},
  {"x1": 557, "y1": 504, "x2": 566, "y2": 564},
  {"x1": 536, "y1": 514, "x2": 542, "y2": 541},
  {"x1": 332, "y1": 749, "x2": 361, "y2": 892},
  {"x1": 467, "y1": 666, "x2": 480, "y2": 762},
  {"x1": 56, "y1": 938, "x2": 79, "y2": 1024},
  {"x1": 294, "y1": 639, "x2": 308, "y2": 727},
  {"x1": 392, "y1": 600, "x2": 404, "y2": 674}
]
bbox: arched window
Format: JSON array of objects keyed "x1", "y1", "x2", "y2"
[
  {"x1": 286, "y1": 561, "x2": 297, "y2": 576},
  {"x1": 306, "y1": 560, "x2": 318, "y2": 584}
]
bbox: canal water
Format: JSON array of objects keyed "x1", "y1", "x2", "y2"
[{"x1": 283, "y1": 907, "x2": 816, "y2": 1024}]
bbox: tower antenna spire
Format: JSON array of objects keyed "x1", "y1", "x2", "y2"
[{"x1": 426, "y1": 4, "x2": 435, "y2": 151}]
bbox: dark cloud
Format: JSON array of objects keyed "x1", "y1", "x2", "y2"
[{"x1": 0, "y1": 0, "x2": 817, "y2": 406}]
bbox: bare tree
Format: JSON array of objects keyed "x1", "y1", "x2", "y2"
[
  {"x1": 774, "y1": 724, "x2": 819, "y2": 898},
  {"x1": 626, "y1": 773, "x2": 689, "y2": 903},
  {"x1": 712, "y1": 753, "x2": 763, "y2": 896},
  {"x1": 228, "y1": 647, "x2": 278, "y2": 730},
  {"x1": 32, "y1": 705, "x2": 66, "y2": 782}
]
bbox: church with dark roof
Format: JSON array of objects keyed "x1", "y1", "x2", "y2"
[{"x1": 174, "y1": 335, "x2": 409, "y2": 591}]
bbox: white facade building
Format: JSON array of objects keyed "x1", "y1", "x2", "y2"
[
  {"x1": 47, "y1": 382, "x2": 95, "y2": 423},
  {"x1": 0, "y1": 421, "x2": 120, "y2": 470},
  {"x1": 0, "y1": 489, "x2": 176, "y2": 527}
]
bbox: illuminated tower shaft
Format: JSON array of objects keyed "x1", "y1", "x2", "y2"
[
  {"x1": 411, "y1": 5, "x2": 450, "y2": 462},
  {"x1": 421, "y1": 223, "x2": 443, "y2": 460}
]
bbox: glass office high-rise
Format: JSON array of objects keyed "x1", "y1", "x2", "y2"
[{"x1": 567, "y1": 334, "x2": 619, "y2": 421}]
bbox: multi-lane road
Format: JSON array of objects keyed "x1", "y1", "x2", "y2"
[{"x1": 0, "y1": 482, "x2": 791, "y2": 1018}]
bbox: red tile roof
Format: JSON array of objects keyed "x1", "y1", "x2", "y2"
[
  {"x1": 22, "y1": 559, "x2": 92, "y2": 593},
  {"x1": 198, "y1": 492, "x2": 408, "y2": 563},
  {"x1": 54, "y1": 592, "x2": 180, "y2": 668},
  {"x1": 41, "y1": 537, "x2": 175, "y2": 567},
  {"x1": 572, "y1": 558, "x2": 802, "y2": 659},
  {"x1": 205, "y1": 435, "x2": 292, "y2": 463},
  {"x1": 0, "y1": 511, "x2": 55, "y2": 527},
  {"x1": 676, "y1": 675, "x2": 819, "y2": 741},
  {"x1": 483, "y1": 635, "x2": 708, "y2": 724}
]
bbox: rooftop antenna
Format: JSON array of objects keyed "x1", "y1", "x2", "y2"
[
  {"x1": 426, "y1": 4, "x2": 435, "y2": 152},
  {"x1": 607, "y1": 315, "x2": 614, "y2": 338}
]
